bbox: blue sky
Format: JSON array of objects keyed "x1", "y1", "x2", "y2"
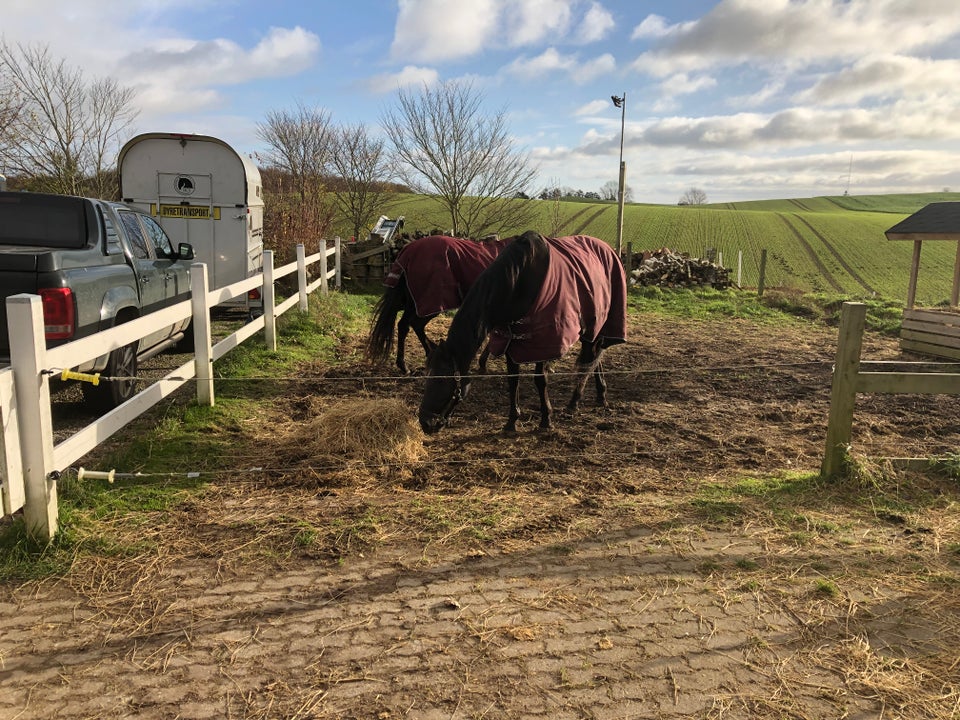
[{"x1": 4, "y1": 0, "x2": 960, "y2": 204}]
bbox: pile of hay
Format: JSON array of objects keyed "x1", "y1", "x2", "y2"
[{"x1": 274, "y1": 397, "x2": 424, "y2": 469}]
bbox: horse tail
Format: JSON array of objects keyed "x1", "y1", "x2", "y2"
[{"x1": 367, "y1": 279, "x2": 408, "y2": 362}]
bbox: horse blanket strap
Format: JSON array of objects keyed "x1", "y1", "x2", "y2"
[
  {"x1": 489, "y1": 235, "x2": 627, "y2": 363},
  {"x1": 384, "y1": 235, "x2": 508, "y2": 318}
]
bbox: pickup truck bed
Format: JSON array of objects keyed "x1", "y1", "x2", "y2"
[{"x1": 0, "y1": 191, "x2": 195, "y2": 409}]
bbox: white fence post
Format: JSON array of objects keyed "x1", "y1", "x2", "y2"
[
  {"x1": 320, "y1": 239, "x2": 329, "y2": 294},
  {"x1": 263, "y1": 249, "x2": 277, "y2": 351},
  {"x1": 335, "y1": 237, "x2": 342, "y2": 290},
  {"x1": 1, "y1": 367, "x2": 25, "y2": 518},
  {"x1": 191, "y1": 263, "x2": 215, "y2": 407},
  {"x1": 7, "y1": 294, "x2": 58, "y2": 542},
  {"x1": 297, "y1": 244, "x2": 308, "y2": 311}
]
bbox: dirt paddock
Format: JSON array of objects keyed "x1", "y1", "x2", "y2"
[{"x1": 2, "y1": 310, "x2": 959, "y2": 719}]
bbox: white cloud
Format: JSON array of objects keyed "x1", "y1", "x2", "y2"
[
  {"x1": 366, "y1": 65, "x2": 440, "y2": 94},
  {"x1": 631, "y1": 14, "x2": 673, "y2": 40},
  {"x1": 574, "y1": 99, "x2": 611, "y2": 116},
  {"x1": 503, "y1": 0, "x2": 574, "y2": 47},
  {"x1": 659, "y1": 73, "x2": 717, "y2": 97},
  {"x1": 630, "y1": 0, "x2": 960, "y2": 78},
  {"x1": 117, "y1": 27, "x2": 320, "y2": 91},
  {"x1": 728, "y1": 80, "x2": 786, "y2": 109},
  {"x1": 575, "y1": 2, "x2": 615, "y2": 44},
  {"x1": 390, "y1": 0, "x2": 620, "y2": 63},
  {"x1": 390, "y1": 0, "x2": 500, "y2": 63},
  {"x1": 573, "y1": 53, "x2": 616, "y2": 84},
  {"x1": 505, "y1": 48, "x2": 615, "y2": 85},
  {"x1": 795, "y1": 55, "x2": 960, "y2": 106},
  {"x1": 506, "y1": 48, "x2": 572, "y2": 78}
]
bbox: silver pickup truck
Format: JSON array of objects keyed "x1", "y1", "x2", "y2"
[{"x1": 0, "y1": 191, "x2": 195, "y2": 409}]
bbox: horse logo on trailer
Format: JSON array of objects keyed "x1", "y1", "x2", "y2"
[{"x1": 174, "y1": 175, "x2": 196, "y2": 196}]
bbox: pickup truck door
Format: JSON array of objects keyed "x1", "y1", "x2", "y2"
[{"x1": 117, "y1": 210, "x2": 185, "y2": 351}]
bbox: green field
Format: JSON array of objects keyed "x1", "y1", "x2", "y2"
[{"x1": 335, "y1": 191, "x2": 960, "y2": 306}]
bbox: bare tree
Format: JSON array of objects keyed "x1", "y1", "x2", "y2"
[
  {"x1": 328, "y1": 123, "x2": 394, "y2": 242},
  {"x1": 0, "y1": 42, "x2": 137, "y2": 197},
  {"x1": 256, "y1": 103, "x2": 337, "y2": 257},
  {"x1": 381, "y1": 80, "x2": 538, "y2": 238},
  {"x1": 679, "y1": 187, "x2": 708, "y2": 205},
  {"x1": 256, "y1": 102, "x2": 334, "y2": 202},
  {"x1": 600, "y1": 180, "x2": 618, "y2": 201}
]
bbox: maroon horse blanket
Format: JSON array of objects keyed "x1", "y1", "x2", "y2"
[
  {"x1": 488, "y1": 235, "x2": 627, "y2": 363},
  {"x1": 384, "y1": 235, "x2": 509, "y2": 317}
]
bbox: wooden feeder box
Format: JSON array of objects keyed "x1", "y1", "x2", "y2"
[{"x1": 885, "y1": 202, "x2": 960, "y2": 359}]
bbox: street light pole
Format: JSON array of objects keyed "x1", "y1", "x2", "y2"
[{"x1": 612, "y1": 92, "x2": 626, "y2": 256}]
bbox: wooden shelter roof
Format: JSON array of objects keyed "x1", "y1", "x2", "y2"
[{"x1": 886, "y1": 202, "x2": 960, "y2": 241}]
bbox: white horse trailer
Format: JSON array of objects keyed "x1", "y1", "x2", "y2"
[{"x1": 118, "y1": 132, "x2": 264, "y2": 314}]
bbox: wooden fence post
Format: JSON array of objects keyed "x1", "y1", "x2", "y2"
[
  {"x1": 190, "y1": 263, "x2": 214, "y2": 407},
  {"x1": 7, "y1": 294, "x2": 57, "y2": 542},
  {"x1": 821, "y1": 302, "x2": 867, "y2": 479}
]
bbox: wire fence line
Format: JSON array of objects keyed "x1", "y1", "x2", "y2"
[{"x1": 47, "y1": 360, "x2": 836, "y2": 386}]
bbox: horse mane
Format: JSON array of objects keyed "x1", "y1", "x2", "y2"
[{"x1": 444, "y1": 230, "x2": 549, "y2": 365}]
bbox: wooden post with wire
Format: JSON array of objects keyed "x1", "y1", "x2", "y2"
[{"x1": 612, "y1": 92, "x2": 627, "y2": 256}]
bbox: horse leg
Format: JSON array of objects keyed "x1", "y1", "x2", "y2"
[
  {"x1": 411, "y1": 315, "x2": 437, "y2": 358},
  {"x1": 396, "y1": 312, "x2": 412, "y2": 374},
  {"x1": 566, "y1": 341, "x2": 603, "y2": 414},
  {"x1": 534, "y1": 361, "x2": 552, "y2": 430},
  {"x1": 504, "y1": 356, "x2": 522, "y2": 433},
  {"x1": 477, "y1": 341, "x2": 491, "y2": 374},
  {"x1": 593, "y1": 357, "x2": 609, "y2": 407}
]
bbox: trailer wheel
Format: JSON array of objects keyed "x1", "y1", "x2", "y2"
[{"x1": 82, "y1": 342, "x2": 139, "y2": 410}]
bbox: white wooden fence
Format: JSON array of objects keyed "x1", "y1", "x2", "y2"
[
  {"x1": 1, "y1": 240, "x2": 341, "y2": 542},
  {"x1": 821, "y1": 301, "x2": 960, "y2": 478}
]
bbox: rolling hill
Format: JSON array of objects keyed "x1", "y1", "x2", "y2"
[{"x1": 340, "y1": 191, "x2": 960, "y2": 306}]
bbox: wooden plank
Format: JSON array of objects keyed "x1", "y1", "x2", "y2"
[
  {"x1": 903, "y1": 308, "x2": 960, "y2": 325},
  {"x1": 862, "y1": 360, "x2": 960, "y2": 373},
  {"x1": 901, "y1": 329, "x2": 960, "y2": 348},
  {"x1": 347, "y1": 245, "x2": 389, "y2": 261},
  {"x1": 857, "y1": 371, "x2": 960, "y2": 395},
  {"x1": 902, "y1": 320, "x2": 960, "y2": 340},
  {"x1": 900, "y1": 337, "x2": 960, "y2": 361}
]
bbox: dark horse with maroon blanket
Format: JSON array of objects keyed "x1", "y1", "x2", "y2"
[
  {"x1": 418, "y1": 231, "x2": 627, "y2": 434},
  {"x1": 367, "y1": 234, "x2": 510, "y2": 373}
]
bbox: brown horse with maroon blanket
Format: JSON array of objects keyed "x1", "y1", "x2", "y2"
[
  {"x1": 367, "y1": 234, "x2": 510, "y2": 373},
  {"x1": 419, "y1": 231, "x2": 627, "y2": 434}
]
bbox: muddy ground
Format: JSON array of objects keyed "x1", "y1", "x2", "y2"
[{"x1": 2, "y1": 308, "x2": 959, "y2": 719}]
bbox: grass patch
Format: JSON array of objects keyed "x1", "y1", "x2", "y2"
[{"x1": 0, "y1": 292, "x2": 371, "y2": 583}]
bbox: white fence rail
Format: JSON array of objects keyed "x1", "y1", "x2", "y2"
[{"x1": 1, "y1": 240, "x2": 341, "y2": 541}]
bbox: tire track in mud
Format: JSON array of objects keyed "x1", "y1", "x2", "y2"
[
  {"x1": 776, "y1": 213, "x2": 844, "y2": 292},
  {"x1": 790, "y1": 213, "x2": 877, "y2": 295},
  {"x1": 570, "y1": 205, "x2": 612, "y2": 236},
  {"x1": 550, "y1": 204, "x2": 594, "y2": 236}
]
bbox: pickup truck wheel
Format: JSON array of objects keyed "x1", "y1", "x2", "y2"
[{"x1": 82, "y1": 342, "x2": 139, "y2": 410}]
